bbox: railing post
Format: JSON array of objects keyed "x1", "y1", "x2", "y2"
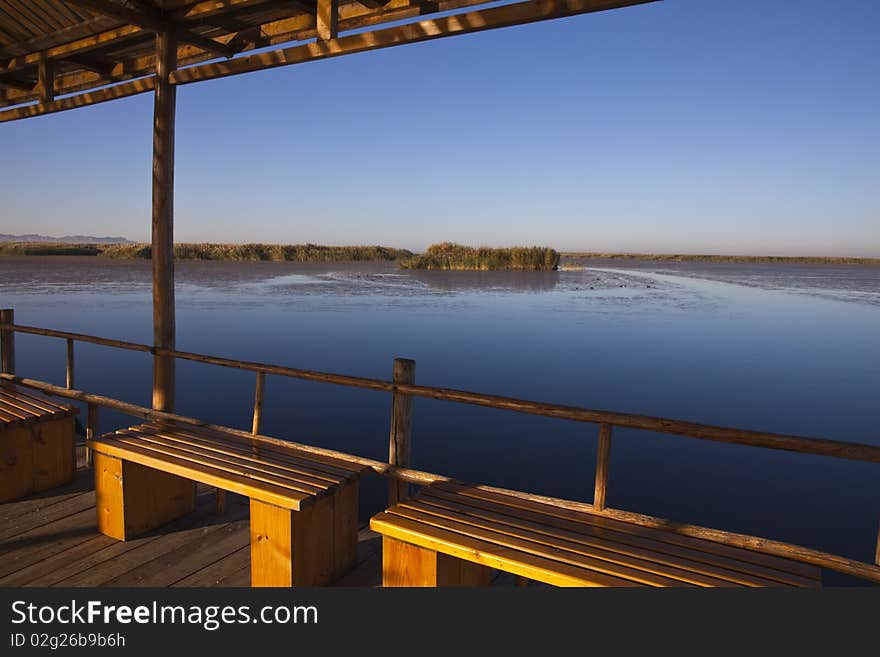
[
  {"x1": 0, "y1": 308, "x2": 14, "y2": 375},
  {"x1": 252, "y1": 371, "x2": 265, "y2": 435},
  {"x1": 593, "y1": 423, "x2": 612, "y2": 511},
  {"x1": 875, "y1": 523, "x2": 879, "y2": 567},
  {"x1": 66, "y1": 338, "x2": 75, "y2": 389},
  {"x1": 388, "y1": 357, "x2": 415, "y2": 505},
  {"x1": 86, "y1": 402, "x2": 98, "y2": 468}
]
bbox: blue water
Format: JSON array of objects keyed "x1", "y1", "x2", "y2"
[{"x1": 1, "y1": 256, "x2": 878, "y2": 584}]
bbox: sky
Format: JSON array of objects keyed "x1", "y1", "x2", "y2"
[{"x1": 1, "y1": 0, "x2": 878, "y2": 256}]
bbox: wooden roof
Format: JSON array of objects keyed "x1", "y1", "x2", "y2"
[{"x1": 0, "y1": 0, "x2": 657, "y2": 120}]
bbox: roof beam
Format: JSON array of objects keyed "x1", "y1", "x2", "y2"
[
  {"x1": 62, "y1": 0, "x2": 236, "y2": 58},
  {"x1": 171, "y1": 0, "x2": 659, "y2": 86}
]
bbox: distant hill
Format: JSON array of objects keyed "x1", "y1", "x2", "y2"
[{"x1": 0, "y1": 234, "x2": 135, "y2": 244}]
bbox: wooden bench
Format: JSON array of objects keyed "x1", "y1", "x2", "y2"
[
  {"x1": 87, "y1": 421, "x2": 368, "y2": 587},
  {"x1": 370, "y1": 481, "x2": 823, "y2": 587},
  {"x1": 0, "y1": 387, "x2": 78, "y2": 503}
]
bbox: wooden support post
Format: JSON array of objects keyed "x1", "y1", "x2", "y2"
[
  {"x1": 316, "y1": 0, "x2": 339, "y2": 40},
  {"x1": 37, "y1": 56, "x2": 54, "y2": 104},
  {"x1": 86, "y1": 402, "x2": 98, "y2": 467},
  {"x1": 252, "y1": 371, "x2": 265, "y2": 435},
  {"x1": 594, "y1": 422, "x2": 612, "y2": 511},
  {"x1": 0, "y1": 308, "x2": 14, "y2": 375},
  {"x1": 388, "y1": 357, "x2": 415, "y2": 506},
  {"x1": 93, "y1": 451, "x2": 195, "y2": 540},
  {"x1": 382, "y1": 538, "x2": 492, "y2": 587},
  {"x1": 250, "y1": 479, "x2": 358, "y2": 586},
  {"x1": 65, "y1": 338, "x2": 75, "y2": 389},
  {"x1": 151, "y1": 30, "x2": 177, "y2": 413}
]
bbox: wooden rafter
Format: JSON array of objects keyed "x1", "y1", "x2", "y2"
[
  {"x1": 63, "y1": 0, "x2": 236, "y2": 57},
  {"x1": 0, "y1": 0, "x2": 657, "y2": 116}
]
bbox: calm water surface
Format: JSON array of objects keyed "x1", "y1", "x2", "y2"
[{"x1": 1, "y1": 256, "x2": 878, "y2": 584}]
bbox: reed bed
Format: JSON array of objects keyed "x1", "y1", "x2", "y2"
[
  {"x1": 401, "y1": 243, "x2": 560, "y2": 271},
  {"x1": 0, "y1": 242, "x2": 412, "y2": 262}
]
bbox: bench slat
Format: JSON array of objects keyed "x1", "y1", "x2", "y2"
[
  {"x1": 102, "y1": 432, "x2": 330, "y2": 498},
  {"x1": 409, "y1": 495, "x2": 791, "y2": 587},
  {"x1": 119, "y1": 427, "x2": 342, "y2": 492},
  {"x1": 134, "y1": 423, "x2": 354, "y2": 483},
  {"x1": 140, "y1": 422, "x2": 365, "y2": 478},
  {"x1": 87, "y1": 438, "x2": 312, "y2": 510},
  {"x1": 0, "y1": 388, "x2": 77, "y2": 426},
  {"x1": 420, "y1": 488, "x2": 817, "y2": 587},
  {"x1": 371, "y1": 511, "x2": 647, "y2": 587},
  {"x1": 385, "y1": 505, "x2": 697, "y2": 587},
  {"x1": 432, "y1": 482, "x2": 821, "y2": 582}
]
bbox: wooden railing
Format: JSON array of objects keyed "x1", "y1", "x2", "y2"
[{"x1": 1, "y1": 309, "x2": 879, "y2": 584}]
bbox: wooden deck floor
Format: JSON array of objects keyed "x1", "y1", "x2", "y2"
[
  {"x1": 0, "y1": 466, "x2": 385, "y2": 588},
  {"x1": 0, "y1": 464, "x2": 522, "y2": 588}
]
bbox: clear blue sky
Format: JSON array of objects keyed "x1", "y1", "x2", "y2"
[{"x1": 1, "y1": 0, "x2": 878, "y2": 256}]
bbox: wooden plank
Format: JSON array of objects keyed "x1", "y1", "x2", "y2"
[
  {"x1": 89, "y1": 440, "x2": 309, "y2": 510},
  {"x1": 93, "y1": 451, "x2": 196, "y2": 540},
  {"x1": 332, "y1": 479, "x2": 359, "y2": 579},
  {"x1": 172, "y1": 544, "x2": 251, "y2": 586},
  {"x1": 0, "y1": 469, "x2": 92, "y2": 524},
  {"x1": 407, "y1": 496, "x2": 801, "y2": 587},
  {"x1": 103, "y1": 519, "x2": 250, "y2": 586},
  {"x1": 432, "y1": 482, "x2": 822, "y2": 581},
  {"x1": 111, "y1": 428, "x2": 332, "y2": 495},
  {"x1": 371, "y1": 512, "x2": 646, "y2": 587},
  {"x1": 52, "y1": 493, "x2": 241, "y2": 586},
  {"x1": 385, "y1": 505, "x2": 695, "y2": 587},
  {"x1": 131, "y1": 423, "x2": 348, "y2": 484},
  {"x1": 139, "y1": 421, "x2": 365, "y2": 478},
  {"x1": 31, "y1": 416, "x2": 75, "y2": 493},
  {"x1": 0, "y1": 508, "x2": 97, "y2": 578},
  {"x1": 0, "y1": 425, "x2": 33, "y2": 503},
  {"x1": 250, "y1": 499, "x2": 293, "y2": 586},
  {"x1": 593, "y1": 422, "x2": 611, "y2": 510},
  {"x1": 0, "y1": 533, "x2": 116, "y2": 586},
  {"x1": 0, "y1": 488, "x2": 94, "y2": 542},
  {"x1": 421, "y1": 487, "x2": 817, "y2": 587}
]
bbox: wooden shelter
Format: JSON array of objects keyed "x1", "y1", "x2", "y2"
[{"x1": 0, "y1": 0, "x2": 657, "y2": 413}]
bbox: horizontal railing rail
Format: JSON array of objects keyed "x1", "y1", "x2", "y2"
[
  {"x1": 4, "y1": 321, "x2": 880, "y2": 464},
  {"x1": 1, "y1": 314, "x2": 879, "y2": 584}
]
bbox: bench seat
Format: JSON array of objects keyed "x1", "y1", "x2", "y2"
[
  {"x1": 88, "y1": 421, "x2": 368, "y2": 586},
  {"x1": 0, "y1": 387, "x2": 78, "y2": 502},
  {"x1": 370, "y1": 482, "x2": 822, "y2": 587}
]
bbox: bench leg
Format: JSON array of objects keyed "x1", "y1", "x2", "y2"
[
  {"x1": 32, "y1": 417, "x2": 75, "y2": 493},
  {"x1": 93, "y1": 452, "x2": 195, "y2": 540},
  {"x1": 382, "y1": 537, "x2": 493, "y2": 587},
  {"x1": 250, "y1": 479, "x2": 358, "y2": 587},
  {"x1": 0, "y1": 417, "x2": 75, "y2": 503},
  {"x1": 0, "y1": 425, "x2": 34, "y2": 503}
]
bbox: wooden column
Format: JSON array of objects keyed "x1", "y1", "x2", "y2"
[
  {"x1": 0, "y1": 308, "x2": 14, "y2": 375},
  {"x1": 65, "y1": 338, "x2": 75, "y2": 389},
  {"x1": 151, "y1": 30, "x2": 177, "y2": 413},
  {"x1": 37, "y1": 57, "x2": 54, "y2": 104},
  {"x1": 388, "y1": 358, "x2": 415, "y2": 505}
]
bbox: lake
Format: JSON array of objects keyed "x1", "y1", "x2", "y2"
[{"x1": 1, "y1": 255, "x2": 878, "y2": 585}]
